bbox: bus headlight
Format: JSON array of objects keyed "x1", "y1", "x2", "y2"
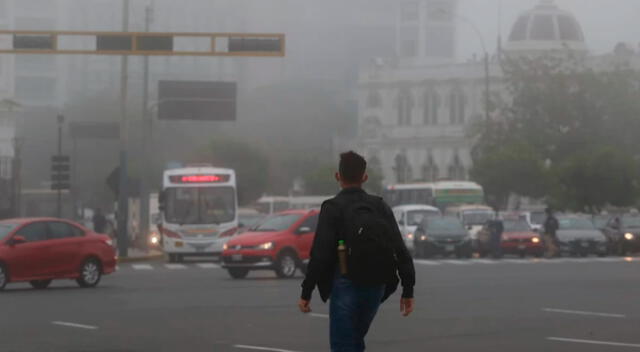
[
  {"x1": 624, "y1": 233, "x2": 634, "y2": 240},
  {"x1": 257, "y1": 242, "x2": 274, "y2": 250},
  {"x1": 407, "y1": 233, "x2": 414, "y2": 240},
  {"x1": 532, "y1": 237, "x2": 541, "y2": 243}
]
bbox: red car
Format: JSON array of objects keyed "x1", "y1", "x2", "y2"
[
  {"x1": 0, "y1": 218, "x2": 117, "y2": 290},
  {"x1": 477, "y1": 218, "x2": 544, "y2": 258},
  {"x1": 221, "y1": 209, "x2": 319, "y2": 279}
]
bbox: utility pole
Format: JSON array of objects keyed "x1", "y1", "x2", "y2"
[
  {"x1": 139, "y1": 2, "x2": 153, "y2": 250},
  {"x1": 56, "y1": 114, "x2": 64, "y2": 218},
  {"x1": 484, "y1": 52, "x2": 490, "y2": 121},
  {"x1": 117, "y1": 0, "x2": 130, "y2": 257}
]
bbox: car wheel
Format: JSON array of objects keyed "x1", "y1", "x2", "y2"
[
  {"x1": 275, "y1": 252, "x2": 298, "y2": 278},
  {"x1": 30, "y1": 280, "x2": 52, "y2": 290},
  {"x1": 227, "y1": 268, "x2": 249, "y2": 279},
  {"x1": 0, "y1": 264, "x2": 7, "y2": 290},
  {"x1": 76, "y1": 258, "x2": 102, "y2": 288}
]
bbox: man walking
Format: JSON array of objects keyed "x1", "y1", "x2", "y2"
[
  {"x1": 543, "y1": 207, "x2": 559, "y2": 258},
  {"x1": 92, "y1": 208, "x2": 108, "y2": 234},
  {"x1": 299, "y1": 151, "x2": 415, "y2": 352}
]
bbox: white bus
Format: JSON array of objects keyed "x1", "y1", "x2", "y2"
[
  {"x1": 383, "y1": 181, "x2": 485, "y2": 209},
  {"x1": 159, "y1": 166, "x2": 238, "y2": 262}
]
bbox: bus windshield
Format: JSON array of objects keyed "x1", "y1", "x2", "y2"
[
  {"x1": 165, "y1": 187, "x2": 235, "y2": 225},
  {"x1": 462, "y1": 211, "x2": 493, "y2": 226}
]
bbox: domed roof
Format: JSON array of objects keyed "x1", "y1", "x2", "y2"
[{"x1": 505, "y1": 0, "x2": 587, "y2": 53}]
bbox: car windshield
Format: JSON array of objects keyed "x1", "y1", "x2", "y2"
[
  {"x1": 239, "y1": 214, "x2": 264, "y2": 228},
  {"x1": 503, "y1": 220, "x2": 531, "y2": 232},
  {"x1": 165, "y1": 187, "x2": 235, "y2": 225},
  {"x1": 406, "y1": 210, "x2": 439, "y2": 226},
  {"x1": 559, "y1": 218, "x2": 596, "y2": 230},
  {"x1": 0, "y1": 223, "x2": 18, "y2": 240},
  {"x1": 530, "y1": 212, "x2": 546, "y2": 224},
  {"x1": 253, "y1": 214, "x2": 302, "y2": 232},
  {"x1": 462, "y1": 211, "x2": 493, "y2": 225},
  {"x1": 425, "y1": 217, "x2": 466, "y2": 232},
  {"x1": 622, "y1": 216, "x2": 640, "y2": 228},
  {"x1": 592, "y1": 217, "x2": 610, "y2": 228}
]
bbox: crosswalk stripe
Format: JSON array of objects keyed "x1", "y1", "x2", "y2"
[
  {"x1": 440, "y1": 260, "x2": 472, "y2": 265},
  {"x1": 131, "y1": 264, "x2": 153, "y2": 270},
  {"x1": 414, "y1": 259, "x2": 441, "y2": 266},
  {"x1": 473, "y1": 259, "x2": 500, "y2": 264},
  {"x1": 165, "y1": 263, "x2": 187, "y2": 269},
  {"x1": 196, "y1": 263, "x2": 220, "y2": 269}
]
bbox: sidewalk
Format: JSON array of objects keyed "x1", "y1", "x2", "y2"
[{"x1": 117, "y1": 248, "x2": 164, "y2": 263}]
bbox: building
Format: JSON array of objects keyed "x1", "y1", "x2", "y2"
[{"x1": 353, "y1": 0, "x2": 640, "y2": 185}]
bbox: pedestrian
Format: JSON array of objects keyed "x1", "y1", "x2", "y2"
[
  {"x1": 489, "y1": 218, "x2": 504, "y2": 259},
  {"x1": 543, "y1": 207, "x2": 559, "y2": 258},
  {"x1": 299, "y1": 151, "x2": 416, "y2": 352},
  {"x1": 92, "y1": 208, "x2": 108, "y2": 234}
]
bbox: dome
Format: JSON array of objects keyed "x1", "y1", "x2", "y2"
[{"x1": 505, "y1": 0, "x2": 587, "y2": 53}]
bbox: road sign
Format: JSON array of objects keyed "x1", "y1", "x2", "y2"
[
  {"x1": 51, "y1": 164, "x2": 70, "y2": 173},
  {"x1": 51, "y1": 174, "x2": 70, "y2": 182},
  {"x1": 51, "y1": 183, "x2": 71, "y2": 191},
  {"x1": 51, "y1": 155, "x2": 70, "y2": 190},
  {"x1": 51, "y1": 155, "x2": 70, "y2": 163},
  {"x1": 158, "y1": 81, "x2": 236, "y2": 121}
]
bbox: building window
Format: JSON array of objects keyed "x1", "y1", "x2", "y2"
[
  {"x1": 425, "y1": 25, "x2": 455, "y2": 58},
  {"x1": 366, "y1": 89, "x2": 382, "y2": 108},
  {"x1": 509, "y1": 15, "x2": 530, "y2": 42},
  {"x1": 397, "y1": 89, "x2": 414, "y2": 126},
  {"x1": 422, "y1": 153, "x2": 439, "y2": 181},
  {"x1": 530, "y1": 15, "x2": 555, "y2": 41},
  {"x1": 394, "y1": 152, "x2": 412, "y2": 183},
  {"x1": 423, "y1": 88, "x2": 440, "y2": 125},
  {"x1": 447, "y1": 153, "x2": 465, "y2": 180},
  {"x1": 558, "y1": 15, "x2": 583, "y2": 41},
  {"x1": 449, "y1": 88, "x2": 466, "y2": 124},
  {"x1": 401, "y1": 2, "x2": 419, "y2": 22},
  {"x1": 427, "y1": 0, "x2": 453, "y2": 21},
  {"x1": 361, "y1": 116, "x2": 382, "y2": 139}
]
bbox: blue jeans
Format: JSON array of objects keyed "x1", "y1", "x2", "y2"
[{"x1": 330, "y1": 275, "x2": 385, "y2": 352}]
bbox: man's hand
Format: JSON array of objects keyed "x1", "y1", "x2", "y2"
[
  {"x1": 298, "y1": 299, "x2": 312, "y2": 313},
  {"x1": 400, "y1": 298, "x2": 414, "y2": 317}
]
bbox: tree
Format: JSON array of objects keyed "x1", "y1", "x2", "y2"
[{"x1": 197, "y1": 139, "x2": 269, "y2": 206}]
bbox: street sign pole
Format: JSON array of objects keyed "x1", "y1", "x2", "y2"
[{"x1": 117, "y1": 0, "x2": 130, "y2": 258}]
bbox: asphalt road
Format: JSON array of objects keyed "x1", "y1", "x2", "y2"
[{"x1": 2, "y1": 257, "x2": 640, "y2": 352}]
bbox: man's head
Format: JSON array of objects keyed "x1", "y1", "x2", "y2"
[{"x1": 336, "y1": 151, "x2": 368, "y2": 188}]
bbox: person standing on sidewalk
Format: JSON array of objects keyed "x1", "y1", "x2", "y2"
[
  {"x1": 298, "y1": 151, "x2": 416, "y2": 352},
  {"x1": 543, "y1": 207, "x2": 560, "y2": 258}
]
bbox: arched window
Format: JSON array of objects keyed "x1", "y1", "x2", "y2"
[
  {"x1": 397, "y1": 88, "x2": 414, "y2": 126},
  {"x1": 449, "y1": 87, "x2": 466, "y2": 124},
  {"x1": 366, "y1": 89, "x2": 382, "y2": 108},
  {"x1": 447, "y1": 152, "x2": 466, "y2": 180},
  {"x1": 361, "y1": 116, "x2": 382, "y2": 139},
  {"x1": 423, "y1": 88, "x2": 440, "y2": 125},
  {"x1": 394, "y1": 152, "x2": 412, "y2": 183},
  {"x1": 421, "y1": 152, "x2": 439, "y2": 181}
]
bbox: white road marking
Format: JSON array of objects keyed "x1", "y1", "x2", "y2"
[
  {"x1": 502, "y1": 259, "x2": 533, "y2": 264},
  {"x1": 309, "y1": 313, "x2": 329, "y2": 318},
  {"x1": 165, "y1": 263, "x2": 187, "y2": 269},
  {"x1": 51, "y1": 321, "x2": 98, "y2": 330},
  {"x1": 593, "y1": 257, "x2": 625, "y2": 262},
  {"x1": 131, "y1": 264, "x2": 153, "y2": 270},
  {"x1": 547, "y1": 337, "x2": 640, "y2": 348},
  {"x1": 233, "y1": 345, "x2": 301, "y2": 352},
  {"x1": 473, "y1": 259, "x2": 500, "y2": 264},
  {"x1": 440, "y1": 260, "x2": 472, "y2": 265},
  {"x1": 196, "y1": 263, "x2": 220, "y2": 269},
  {"x1": 543, "y1": 308, "x2": 626, "y2": 318},
  {"x1": 414, "y1": 259, "x2": 441, "y2": 266}
]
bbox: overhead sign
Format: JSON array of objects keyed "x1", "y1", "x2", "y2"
[{"x1": 158, "y1": 81, "x2": 236, "y2": 121}]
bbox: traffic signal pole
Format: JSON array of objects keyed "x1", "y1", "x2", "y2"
[{"x1": 117, "y1": 0, "x2": 130, "y2": 258}]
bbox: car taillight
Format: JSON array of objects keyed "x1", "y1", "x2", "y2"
[
  {"x1": 163, "y1": 228, "x2": 182, "y2": 239},
  {"x1": 219, "y1": 227, "x2": 238, "y2": 238}
]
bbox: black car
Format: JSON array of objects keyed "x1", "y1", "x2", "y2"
[
  {"x1": 557, "y1": 217, "x2": 608, "y2": 257},
  {"x1": 414, "y1": 216, "x2": 472, "y2": 259},
  {"x1": 602, "y1": 215, "x2": 640, "y2": 255}
]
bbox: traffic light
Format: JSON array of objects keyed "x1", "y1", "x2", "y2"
[{"x1": 51, "y1": 155, "x2": 70, "y2": 190}]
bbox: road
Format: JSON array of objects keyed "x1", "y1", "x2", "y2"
[{"x1": 2, "y1": 257, "x2": 640, "y2": 352}]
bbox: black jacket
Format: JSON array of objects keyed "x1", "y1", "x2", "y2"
[{"x1": 300, "y1": 187, "x2": 415, "y2": 302}]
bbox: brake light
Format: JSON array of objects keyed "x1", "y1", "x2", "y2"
[
  {"x1": 219, "y1": 227, "x2": 238, "y2": 238},
  {"x1": 169, "y1": 174, "x2": 230, "y2": 183},
  {"x1": 163, "y1": 228, "x2": 182, "y2": 239}
]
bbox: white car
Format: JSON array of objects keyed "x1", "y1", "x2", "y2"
[{"x1": 392, "y1": 204, "x2": 442, "y2": 253}]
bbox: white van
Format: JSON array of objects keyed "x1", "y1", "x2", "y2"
[
  {"x1": 445, "y1": 204, "x2": 495, "y2": 240},
  {"x1": 392, "y1": 204, "x2": 442, "y2": 253}
]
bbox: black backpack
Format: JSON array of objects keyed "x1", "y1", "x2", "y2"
[{"x1": 339, "y1": 196, "x2": 397, "y2": 286}]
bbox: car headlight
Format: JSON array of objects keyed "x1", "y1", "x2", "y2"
[
  {"x1": 420, "y1": 235, "x2": 428, "y2": 241},
  {"x1": 624, "y1": 233, "x2": 634, "y2": 240},
  {"x1": 150, "y1": 236, "x2": 159, "y2": 245},
  {"x1": 223, "y1": 243, "x2": 228, "y2": 251},
  {"x1": 407, "y1": 233, "x2": 414, "y2": 240},
  {"x1": 257, "y1": 242, "x2": 274, "y2": 250},
  {"x1": 532, "y1": 237, "x2": 541, "y2": 243}
]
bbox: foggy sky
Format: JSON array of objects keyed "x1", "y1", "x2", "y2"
[{"x1": 458, "y1": 0, "x2": 640, "y2": 59}]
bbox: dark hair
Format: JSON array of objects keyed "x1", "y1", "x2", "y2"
[{"x1": 339, "y1": 151, "x2": 367, "y2": 184}]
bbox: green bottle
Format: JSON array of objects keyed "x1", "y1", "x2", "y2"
[{"x1": 338, "y1": 240, "x2": 348, "y2": 275}]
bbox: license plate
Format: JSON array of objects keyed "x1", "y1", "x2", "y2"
[
  {"x1": 445, "y1": 245, "x2": 455, "y2": 252},
  {"x1": 518, "y1": 245, "x2": 526, "y2": 250},
  {"x1": 175, "y1": 241, "x2": 184, "y2": 248},
  {"x1": 232, "y1": 254, "x2": 243, "y2": 261}
]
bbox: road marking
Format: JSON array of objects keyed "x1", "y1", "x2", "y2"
[
  {"x1": 502, "y1": 259, "x2": 533, "y2": 264},
  {"x1": 440, "y1": 260, "x2": 472, "y2": 265},
  {"x1": 593, "y1": 257, "x2": 624, "y2": 262},
  {"x1": 51, "y1": 321, "x2": 98, "y2": 330},
  {"x1": 233, "y1": 345, "x2": 301, "y2": 352},
  {"x1": 414, "y1": 259, "x2": 441, "y2": 266},
  {"x1": 196, "y1": 263, "x2": 220, "y2": 269},
  {"x1": 165, "y1": 263, "x2": 187, "y2": 269},
  {"x1": 547, "y1": 337, "x2": 640, "y2": 348},
  {"x1": 473, "y1": 259, "x2": 500, "y2": 264},
  {"x1": 309, "y1": 313, "x2": 329, "y2": 318},
  {"x1": 131, "y1": 264, "x2": 153, "y2": 270},
  {"x1": 543, "y1": 308, "x2": 626, "y2": 318}
]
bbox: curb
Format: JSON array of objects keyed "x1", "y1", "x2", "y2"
[{"x1": 117, "y1": 252, "x2": 165, "y2": 263}]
